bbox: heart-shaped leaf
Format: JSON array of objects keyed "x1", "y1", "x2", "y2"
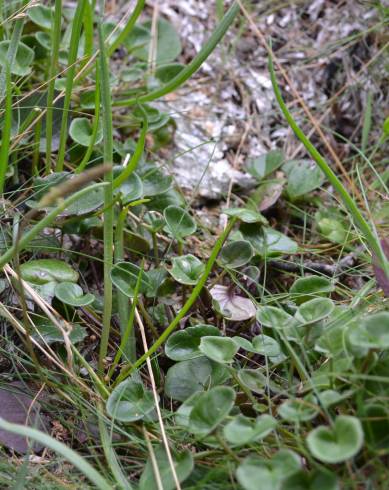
[
  {"x1": 20, "y1": 259, "x2": 78, "y2": 285},
  {"x1": 219, "y1": 240, "x2": 253, "y2": 268},
  {"x1": 283, "y1": 160, "x2": 325, "y2": 199},
  {"x1": 31, "y1": 316, "x2": 87, "y2": 345},
  {"x1": 54, "y1": 282, "x2": 95, "y2": 307},
  {"x1": 223, "y1": 414, "x2": 277, "y2": 446},
  {"x1": 348, "y1": 312, "x2": 389, "y2": 350},
  {"x1": 142, "y1": 167, "x2": 173, "y2": 196},
  {"x1": 27, "y1": 5, "x2": 53, "y2": 29},
  {"x1": 210, "y1": 285, "x2": 256, "y2": 321},
  {"x1": 164, "y1": 357, "x2": 230, "y2": 402},
  {"x1": 281, "y1": 470, "x2": 339, "y2": 490},
  {"x1": 278, "y1": 395, "x2": 319, "y2": 422},
  {"x1": 189, "y1": 386, "x2": 235, "y2": 436},
  {"x1": 306, "y1": 415, "x2": 364, "y2": 463},
  {"x1": 106, "y1": 378, "x2": 155, "y2": 422},
  {"x1": 290, "y1": 276, "x2": 334, "y2": 304},
  {"x1": 114, "y1": 171, "x2": 144, "y2": 204},
  {"x1": 0, "y1": 41, "x2": 34, "y2": 76},
  {"x1": 165, "y1": 325, "x2": 220, "y2": 361},
  {"x1": 199, "y1": 336, "x2": 238, "y2": 363},
  {"x1": 240, "y1": 224, "x2": 298, "y2": 257},
  {"x1": 164, "y1": 205, "x2": 196, "y2": 240},
  {"x1": 69, "y1": 117, "x2": 103, "y2": 147},
  {"x1": 110, "y1": 262, "x2": 150, "y2": 298},
  {"x1": 155, "y1": 63, "x2": 184, "y2": 83},
  {"x1": 169, "y1": 254, "x2": 205, "y2": 285},
  {"x1": 256, "y1": 306, "x2": 295, "y2": 329},
  {"x1": 246, "y1": 150, "x2": 284, "y2": 180},
  {"x1": 252, "y1": 334, "x2": 281, "y2": 357},
  {"x1": 139, "y1": 444, "x2": 193, "y2": 490},
  {"x1": 295, "y1": 298, "x2": 334, "y2": 325},
  {"x1": 223, "y1": 207, "x2": 267, "y2": 224}
]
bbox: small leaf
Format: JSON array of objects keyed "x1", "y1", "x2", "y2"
[
  {"x1": 164, "y1": 205, "x2": 196, "y2": 240},
  {"x1": 54, "y1": 282, "x2": 94, "y2": 307},
  {"x1": 155, "y1": 63, "x2": 184, "y2": 83},
  {"x1": 252, "y1": 334, "x2": 281, "y2": 357},
  {"x1": 240, "y1": 224, "x2": 298, "y2": 257},
  {"x1": 210, "y1": 285, "x2": 256, "y2": 321},
  {"x1": 223, "y1": 207, "x2": 267, "y2": 224},
  {"x1": 283, "y1": 160, "x2": 325, "y2": 199},
  {"x1": 110, "y1": 262, "x2": 150, "y2": 298},
  {"x1": 219, "y1": 240, "x2": 253, "y2": 268},
  {"x1": 281, "y1": 470, "x2": 339, "y2": 490},
  {"x1": 295, "y1": 298, "x2": 334, "y2": 325},
  {"x1": 246, "y1": 150, "x2": 284, "y2": 180},
  {"x1": 142, "y1": 167, "x2": 173, "y2": 196},
  {"x1": 290, "y1": 276, "x2": 334, "y2": 304},
  {"x1": 223, "y1": 414, "x2": 277, "y2": 446},
  {"x1": 306, "y1": 415, "x2": 364, "y2": 463},
  {"x1": 199, "y1": 336, "x2": 238, "y2": 363},
  {"x1": 278, "y1": 395, "x2": 319, "y2": 422},
  {"x1": 139, "y1": 444, "x2": 193, "y2": 490},
  {"x1": 348, "y1": 312, "x2": 389, "y2": 350},
  {"x1": 69, "y1": 117, "x2": 103, "y2": 147},
  {"x1": 164, "y1": 357, "x2": 230, "y2": 402},
  {"x1": 114, "y1": 169, "x2": 143, "y2": 204},
  {"x1": 256, "y1": 306, "x2": 295, "y2": 329},
  {"x1": 318, "y1": 389, "x2": 352, "y2": 409},
  {"x1": 256, "y1": 177, "x2": 285, "y2": 211},
  {"x1": 20, "y1": 259, "x2": 78, "y2": 285},
  {"x1": 106, "y1": 378, "x2": 155, "y2": 422},
  {"x1": 27, "y1": 5, "x2": 53, "y2": 29},
  {"x1": 189, "y1": 386, "x2": 235, "y2": 436},
  {"x1": 165, "y1": 325, "x2": 220, "y2": 361},
  {"x1": 31, "y1": 316, "x2": 87, "y2": 345},
  {"x1": 0, "y1": 41, "x2": 34, "y2": 76},
  {"x1": 169, "y1": 254, "x2": 204, "y2": 285},
  {"x1": 175, "y1": 392, "x2": 202, "y2": 427}
]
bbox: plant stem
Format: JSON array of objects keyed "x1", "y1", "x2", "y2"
[
  {"x1": 0, "y1": 61, "x2": 11, "y2": 194},
  {"x1": 97, "y1": 0, "x2": 115, "y2": 376}
]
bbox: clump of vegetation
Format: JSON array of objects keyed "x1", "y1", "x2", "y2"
[{"x1": 0, "y1": 0, "x2": 388, "y2": 488}]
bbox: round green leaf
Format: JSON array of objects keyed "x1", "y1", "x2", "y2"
[
  {"x1": 219, "y1": 240, "x2": 253, "y2": 268},
  {"x1": 31, "y1": 316, "x2": 87, "y2": 345},
  {"x1": 281, "y1": 470, "x2": 339, "y2": 490},
  {"x1": 110, "y1": 262, "x2": 150, "y2": 298},
  {"x1": 169, "y1": 254, "x2": 205, "y2": 285},
  {"x1": 139, "y1": 444, "x2": 193, "y2": 490},
  {"x1": 295, "y1": 298, "x2": 334, "y2": 325},
  {"x1": 290, "y1": 276, "x2": 334, "y2": 304},
  {"x1": 199, "y1": 336, "x2": 238, "y2": 363},
  {"x1": 223, "y1": 414, "x2": 277, "y2": 446},
  {"x1": 54, "y1": 282, "x2": 95, "y2": 307},
  {"x1": 348, "y1": 312, "x2": 389, "y2": 350},
  {"x1": 106, "y1": 378, "x2": 155, "y2": 422},
  {"x1": 223, "y1": 207, "x2": 267, "y2": 224},
  {"x1": 164, "y1": 357, "x2": 230, "y2": 402},
  {"x1": 252, "y1": 334, "x2": 281, "y2": 357},
  {"x1": 165, "y1": 325, "x2": 220, "y2": 361},
  {"x1": 246, "y1": 150, "x2": 284, "y2": 180},
  {"x1": 306, "y1": 415, "x2": 364, "y2": 463},
  {"x1": 142, "y1": 167, "x2": 173, "y2": 196},
  {"x1": 20, "y1": 259, "x2": 78, "y2": 285},
  {"x1": 283, "y1": 159, "x2": 325, "y2": 199},
  {"x1": 27, "y1": 5, "x2": 53, "y2": 29},
  {"x1": 155, "y1": 63, "x2": 184, "y2": 83},
  {"x1": 240, "y1": 224, "x2": 298, "y2": 257},
  {"x1": 256, "y1": 306, "x2": 295, "y2": 329},
  {"x1": 278, "y1": 395, "x2": 319, "y2": 422},
  {"x1": 113, "y1": 168, "x2": 143, "y2": 204},
  {"x1": 189, "y1": 386, "x2": 235, "y2": 436},
  {"x1": 0, "y1": 41, "x2": 34, "y2": 76},
  {"x1": 164, "y1": 205, "x2": 196, "y2": 240},
  {"x1": 69, "y1": 117, "x2": 103, "y2": 147}
]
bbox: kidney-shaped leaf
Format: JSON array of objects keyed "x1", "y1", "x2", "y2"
[
  {"x1": 281, "y1": 470, "x2": 339, "y2": 490},
  {"x1": 306, "y1": 415, "x2": 364, "y2": 463},
  {"x1": 223, "y1": 207, "x2": 267, "y2": 224},
  {"x1": 20, "y1": 259, "x2": 78, "y2": 285},
  {"x1": 165, "y1": 325, "x2": 220, "y2": 361},
  {"x1": 69, "y1": 117, "x2": 103, "y2": 147},
  {"x1": 348, "y1": 312, "x2": 389, "y2": 350},
  {"x1": 31, "y1": 316, "x2": 87, "y2": 345},
  {"x1": 169, "y1": 254, "x2": 204, "y2": 285},
  {"x1": 106, "y1": 378, "x2": 155, "y2": 422},
  {"x1": 223, "y1": 414, "x2": 277, "y2": 446},
  {"x1": 283, "y1": 159, "x2": 325, "y2": 199},
  {"x1": 278, "y1": 395, "x2": 319, "y2": 422},
  {"x1": 290, "y1": 276, "x2": 334, "y2": 304},
  {"x1": 54, "y1": 282, "x2": 95, "y2": 307},
  {"x1": 164, "y1": 205, "x2": 196, "y2": 240},
  {"x1": 295, "y1": 298, "x2": 334, "y2": 325},
  {"x1": 199, "y1": 336, "x2": 238, "y2": 363},
  {"x1": 0, "y1": 41, "x2": 34, "y2": 76},
  {"x1": 219, "y1": 240, "x2": 253, "y2": 268},
  {"x1": 256, "y1": 306, "x2": 294, "y2": 329},
  {"x1": 252, "y1": 334, "x2": 281, "y2": 357},
  {"x1": 28, "y1": 5, "x2": 53, "y2": 29},
  {"x1": 189, "y1": 386, "x2": 235, "y2": 436},
  {"x1": 246, "y1": 150, "x2": 284, "y2": 180}
]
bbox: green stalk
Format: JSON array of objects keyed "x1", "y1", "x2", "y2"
[
  {"x1": 0, "y1": 61, "x2": 11, "y2": 194},
  {"x1": 97, "y1": 0, "x2": 115, "y2": 376},
  {"x1": 113, "y1": 2, "x2": 240, "y2": 107},
  {"x1": 45, "y1": 0, "x2": 62, "y2": 174},
  {"x1": 82, "y1": 0, "x2": 94, "y2": 69},
  {"x1": 269, "y1": 55, "x2": 389, "y2": 279},
  {"x1": 113, "y1": 106, "x2": 147, "y2": 188},
  {"x1": 0, "y1": 418, "x2": 111, "y2": 490},
  {"x1": 56, "y1": 0, "x2": 87, "y2": 172},
  {"x1": 115, "y1": 218, "x2": 236, "y2": 385},
  {"x1": 107, "y1": 0, "x2": 145, "y2": 56},
  {"x1": 32, "y1": 110, "x2": 42, "y2": 176}
]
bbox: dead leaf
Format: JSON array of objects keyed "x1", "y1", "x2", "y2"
[{"x1": 210, "y1": 285, "x2": 256, "y2": 321}]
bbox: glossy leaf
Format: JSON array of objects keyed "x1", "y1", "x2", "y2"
[
  {"x1": 290, "y1": 276, "x2": 334, "y2": 304},
  {"x1": 31, "y1": 317, "x2": 87, "y2": 345},
  {"x1": 283, "y1": 159, "x2": 325, "y2": 199},
  {"x1": 54, "y1": 282, "x2": 94, "y2": 307},
  {"x1": 189, "y1": 386, "x2": 235, "y2": 436},
  {"x1": 165, "y1": 325, "x2": 220, "y2": 361},
  {"x1": 219, "y1": 240, "x2": 253, "y2": 268},
  {"x1": 27, "y1": 5, "x2": 53, "y2": 29},
  {"x1": 106, "y1": 378, "x2": 155, "y2": 422},
  {"x1": 169, "y1": 254, "x2": 205, "y2": 285},
  {"x1": 240, "y1": 224, "x2": 298, "y2": 257},
  {"x1": 223, "y1": 207, "x2": 267, "y2": 224},
  {"x1": 246, "y1": 150, "x2": 284, "y2": 180},
  {"x1": 307, "y1": 416, "x2": 364, "y2": 463},
  {"x1": 199, "y1": 336, "x2": 238, "y2": 363},
  {"x1": 164, "y1": 205, "x2": 197, "y2": 240},
  {"x1": 20, "y1": 259, "x2": 78, "y2": 285},
  {"x1": 69, "y1": 117, "x2": 103, "y2": 147}
]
